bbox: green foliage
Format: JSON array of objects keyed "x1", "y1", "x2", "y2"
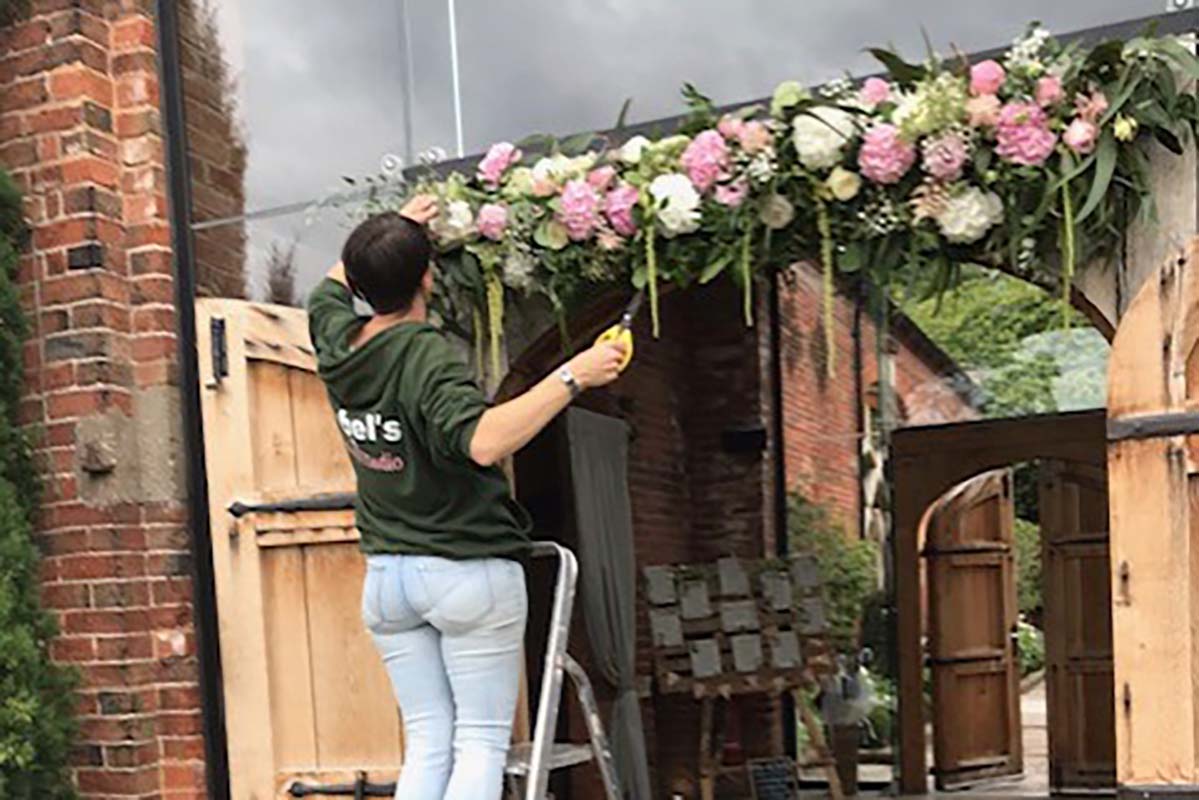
[
  {"x1": 1016, "y1": 619, "x2": 1045, "y2": 677},
  {"x1": 787, "y1": 492, "x2": 878, "y2": 649},
  {"x1": 1014, "y1": 518, "x2": 1043, "y2": 620},
  {"x1": 899, "y1": 266, "x2": 1108, "y2": 419},
  {"x1": 0, "y1": 169, "x2": 77, "y2": 798}
]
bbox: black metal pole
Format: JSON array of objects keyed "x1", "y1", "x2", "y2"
[{"x1": 154, "y1": 2, "x2": 231, "y2": 797}]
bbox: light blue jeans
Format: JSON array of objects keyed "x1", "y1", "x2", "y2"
[{"x1": 362, "y1": 554, "x2": 527, "y2": 800}]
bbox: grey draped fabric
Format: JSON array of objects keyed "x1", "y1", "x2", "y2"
[{"x1": 565, "y1": 409, "x2": 652, "y2": 800}]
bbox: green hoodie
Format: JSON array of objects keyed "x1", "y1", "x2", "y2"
[{"x1": 307, "y1": 278, "x2": 531, "y2": 559}]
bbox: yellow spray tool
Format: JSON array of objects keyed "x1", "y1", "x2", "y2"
[{"x1": 594, "y1": 289, "x2": 643, "y2": 372}]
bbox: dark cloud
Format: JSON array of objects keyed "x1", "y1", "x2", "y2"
[{"x1": 202, "y1": 0, "x2": 1161, "y2": 296}]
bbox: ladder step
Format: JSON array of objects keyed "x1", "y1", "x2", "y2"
[{"x1": 505, "y1": 742, "x2": 595, "y2": 777}]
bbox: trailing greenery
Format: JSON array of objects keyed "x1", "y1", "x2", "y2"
[
  {"x1": 0, "y1": 170, "x2": 77, "y2": 798},
  {"x1": 1014, "y1": 517, "x2": 1043, "y2": 621},
  {"x1": 786, "y1": 492, "x2": 879, "y2": 649}
]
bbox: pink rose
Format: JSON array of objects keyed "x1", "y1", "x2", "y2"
[
  {"x1": 476, "y1": 202, "x2": 508, "y2": 241},
  {"x1": 718, "y1": 115, "x2": 746, "y2": 141},
  {"x1": 857, "y1": 124, "x2": 917, "y2": 185},
  {"x1": 1036, "y1": 75, "x2": 1064, "y2": 107},
  {"x1": 557, "y1": 180, "x2": 601, "y2": 241},
  {"x1": 603, "y1": 182, "x2": 639, "y2": 237},
  {"x1": 737, "y1": 121, "x2": 773, "y2": 154},
  {"x1": 477, "y1": 142, "x2": 521, "y2": 186},
  {"x1": 967, "y1": 94, "x2": 1002, "y2": 128},
  {"x1": 970, "y1": 60, "x2": 1006, "y2": 96},
  {"x1": 680, "y1": 130, "x2": 730, "y2": 193},
  {"x1": 995, "y1": 102, "x2": 1057, "y2": 167},
  {"x1": 715, "y1": 178, "x2": 749, "y2": 208},
  {"x1": 587, "y1": 166, "x2": 617, "y2": 192},
  {"x1": 922, "y1": 132, "x2": 969, "y2": 181},
  {"x1": 860, "y1": 77, "x2": 892, "y2": 107},
  {"x1": 1074, "y1": 90, "x2": 1109, "y2": 124},
  {"x1": 1063, "y1": 118, "x2": 1098, "y2": 155}
]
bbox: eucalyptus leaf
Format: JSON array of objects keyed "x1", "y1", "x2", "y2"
[
  {"x1": 614, "y1": 97, "x2": 633, "y2": 131},
  {"x1": 560, "y1": 131, "x2": 598, "y2": 156},
  {"x1": 699, "y1": 252, "x2": 733, "y2": 284},
  {"x1": 632, "y1": 264, "x2": 648, "y2": 289},
  {"x1": 1076, "y1": 133, "x2": 1117, "y2": 225},
  {"x1": 867, "y1": 47, "x2": 926, "y2": 83}
]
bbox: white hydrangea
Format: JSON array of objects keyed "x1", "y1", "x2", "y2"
[
  {"x1": 502, "y1": 248, "x2": 537, "y2": 291},
  {"x1": 428, "y1": 199, "x2": 474, "y2": 243},
  {"x1": 935, "y1": 187, "x2": 1004, "y2": 244},
  {"x1": 746, "y1": 150, "x2": 778, "y2": 185},
  {"x1": 532, "y1": 153, "x2": 595, "y2": 185},
  {"x1": 649, "y1": 173, "x2": 701, "y2": 236},
  {"x1": 618, "y1": 135, "x2": 651, "y2": 165},
  {"x1": 791, "y1": 107, "x2": 855, "y2": 171}
]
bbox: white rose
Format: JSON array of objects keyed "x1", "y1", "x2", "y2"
[
  {"x1": 532, "y1": 154, "x2": 572, "y2": 185},
  {"x1": 758, "y1": 194, "x2": 795, "y2": 230},
  {"x1": 826, "y1": 167, "x2": 862, "y2": 202},
  {"x1": 619, "y1": 135, "x2": 651, "y2": 165},
  {"x1": 429, "y1": 199, "x2": 475, "y2": 243},
  {"x1": 791, "y1": 107, "x2": 855, "y2": 171},
  {"x1": 649, "y1": 173, "x2": 701, "y2": 237},
  {"x1": 935, "y1": 187, "x2": 1004, "y2": 244}
]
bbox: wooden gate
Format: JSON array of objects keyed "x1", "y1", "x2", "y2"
[
  {"x1": 1038, "y1": 459, "x2": 1115, "y2": 792},
  {"x1": 925, "y1": 471, "x2": 1023, "y2": 789},
  {"x1": 195, "y1": 299, "x2": 402, "y2": 799}
]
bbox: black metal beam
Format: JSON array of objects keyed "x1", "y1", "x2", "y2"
[
  {"x1": 228, "y1": 493, "x2": 356, "y2": 518},
  {"x1": 1108, "y1": 412, "x2": 1199, "y2": 442},
  {"x1": 153, "y1": 1, "x2": 231, "y2": 797}
]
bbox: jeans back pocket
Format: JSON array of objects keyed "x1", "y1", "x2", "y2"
[
  {"x1": 419, "y1": 560, "x2": 497, "y2": 635},
  {"x1": 363, "y1": 557, "x2": 420, "y2": 635}
]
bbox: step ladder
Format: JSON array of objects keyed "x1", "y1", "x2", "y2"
[{"x1": 505, "y1": 541, "x2": 622, "y2": 800}]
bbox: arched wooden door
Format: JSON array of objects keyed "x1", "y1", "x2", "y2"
[
  {"x1": 1107, "y1": 241, "x2": 1199, "y2": 795},
  {"x1": 925, "y1": 471, "x2": 1022, "y2": 789}
]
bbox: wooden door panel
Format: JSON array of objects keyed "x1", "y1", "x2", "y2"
[
  {"x1": 1039, "y1": 459, "x2": 1115, "y2": 792},
  {"x1": 926, "y1": 472, "x2": 1022, "y2": 790}
]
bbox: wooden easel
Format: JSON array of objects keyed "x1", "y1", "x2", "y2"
[{"x1": 643, "y1": 556, "x2": 844, "y2": 800}]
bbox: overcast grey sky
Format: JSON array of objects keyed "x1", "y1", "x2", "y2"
[{"x1": 194, "y1": 0, "x2": 1163, "y2": 299}]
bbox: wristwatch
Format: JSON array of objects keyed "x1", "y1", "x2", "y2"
[{"x1": 558, "y1": 365, "x2": 582, "y2": 399}]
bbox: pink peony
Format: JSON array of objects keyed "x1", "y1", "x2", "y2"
[
  {"x1": 715, "y1": 178, "x2": 750, "y2": 208},
  {"x1": 857, "y1": 124, "x2": 917, "y2": 185},
  {"x1": 1036, "y1": 75, "x2": 1064, "y2": 107},
  {"x1": 476, "y1": 202, "x2": 508, "y2": 241},
  {"x1": 966, "y1": 94, "x2": 1002, "y2": 128},
  {"x1": 1063, "y1": 118, "x2": 1098, "y2": 155},
  {"x1": 557, "y1": 180, "x2": 601, "y2": 241},
  {"x1": 1074, "y1": 90, "x2": 1109, "y2": 123},
  {"x1": 477, "y1": 142, "x2": 521, "y2": 186},
  {"x1": 970, "y1": 60, "x2": 1006, "y2": 96},
  {"x1": 587, "y1": 166, "x2": 616, "y2": 192},
  {"x1": 718, "y1": 115, "x2": 745, "y2": 141},
  {"x1": 922, "y1": 132, "x2": 969, "y2": 181},
  {"x1": 738, "y1": 121, "x2": 773, "y2": 154},
  {"x1": 995, "y1": 102, "x2": 1057, "y2": 167},
  {"x1": 603, "y1": 182, "x2": 639, "y2": 237},
  {"x1": 680, "y1": 130, "x2": 730, "y2": 193},
  {"x1": 860, "y1": 77, "x2": 892, "y2": 107}
]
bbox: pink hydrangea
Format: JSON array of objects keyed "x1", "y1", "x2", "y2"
[
  {"x1": 603, "y1": 182, "x2": 639, "y2": 237},
  {"x1": 737, "y1": 121, "x2": 773, "y2": 154},
  {"x1": 970, "y1": 60, "x2": 1006, "y2": 96},
  {"x1": 715, "y1": 178, "x2": 749, "y2": 208},
  {"x1": 718, "y1": 115, "x2": 745, "y2": 140},
  {"x1": 587, "y1": 166, "x2": 616, "y2": 192},
  {"x1": 477, "y1": 142, "x2": 521, "y2": 186},
  {"x1": 680, "y1": 130, "x2": 730, "y2": 193},
  {"x1": 1074, "y1": 90, "x2": 1109, "y2": 123},
  {"x1": 476, "y1": 202, "x2": 508, "y2": 241},
  {"x1": 857, "y1": 124, "x2": 917, "y2": 185},
  {"x1": 557, "y1": 180, "x2": 601, "y2": 241},
  {"x1": 922, "y1": 132, "x2": 969, "y2": 181},
  {"x1": 1063, "y1": 118, "x2": 1098, "y2": 155},
  {"x1": 966, "y1": 94, "x2": 1002, "y2": 128},
  {"x1": 860, "y1": 77, "x2": 892, "y2": 107},
  {"x1": 995, "y1": 102, "x2": 1057, "y2": 167},
  {"x1": 1036, "y1": 75, "x2": 1064, "y2": 107}
]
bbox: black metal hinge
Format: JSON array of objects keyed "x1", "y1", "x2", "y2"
[{"x1": 210, "y1": 317, "x2": 228, "y2": 384}]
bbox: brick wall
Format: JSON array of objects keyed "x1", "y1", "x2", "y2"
[{"x1": 0, "y1": 3, "x2": 206, "y2": 797}]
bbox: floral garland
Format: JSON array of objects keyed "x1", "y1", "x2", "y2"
[{"x1": 365, "y1": 24, "x2": 1199, "y2": 377}]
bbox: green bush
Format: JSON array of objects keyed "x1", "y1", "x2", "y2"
[
  {"x1": 1016, "y1": 619, "x2": 1045, "y2": 677},
  {"x1": 1014, "y1": 518, "x2": 1042, "y2": 620},
  {"x1": 0, "y1": 168, "x2": 76, "y2": 797},
  {"x1": 787, "y1": 491, "x2": 879, "y2": 650}
]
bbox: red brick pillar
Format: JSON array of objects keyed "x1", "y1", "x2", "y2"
[{"x1": 1, "y1": 3, "x2": 206, "y2": 797}]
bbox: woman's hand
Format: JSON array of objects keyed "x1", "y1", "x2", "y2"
[
  {"x1": 400, "y1": 194, "x2": 439, "y2": 226},
  {"x1": 567, "y1": 342, "x2": 629, "y2": 390}
]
